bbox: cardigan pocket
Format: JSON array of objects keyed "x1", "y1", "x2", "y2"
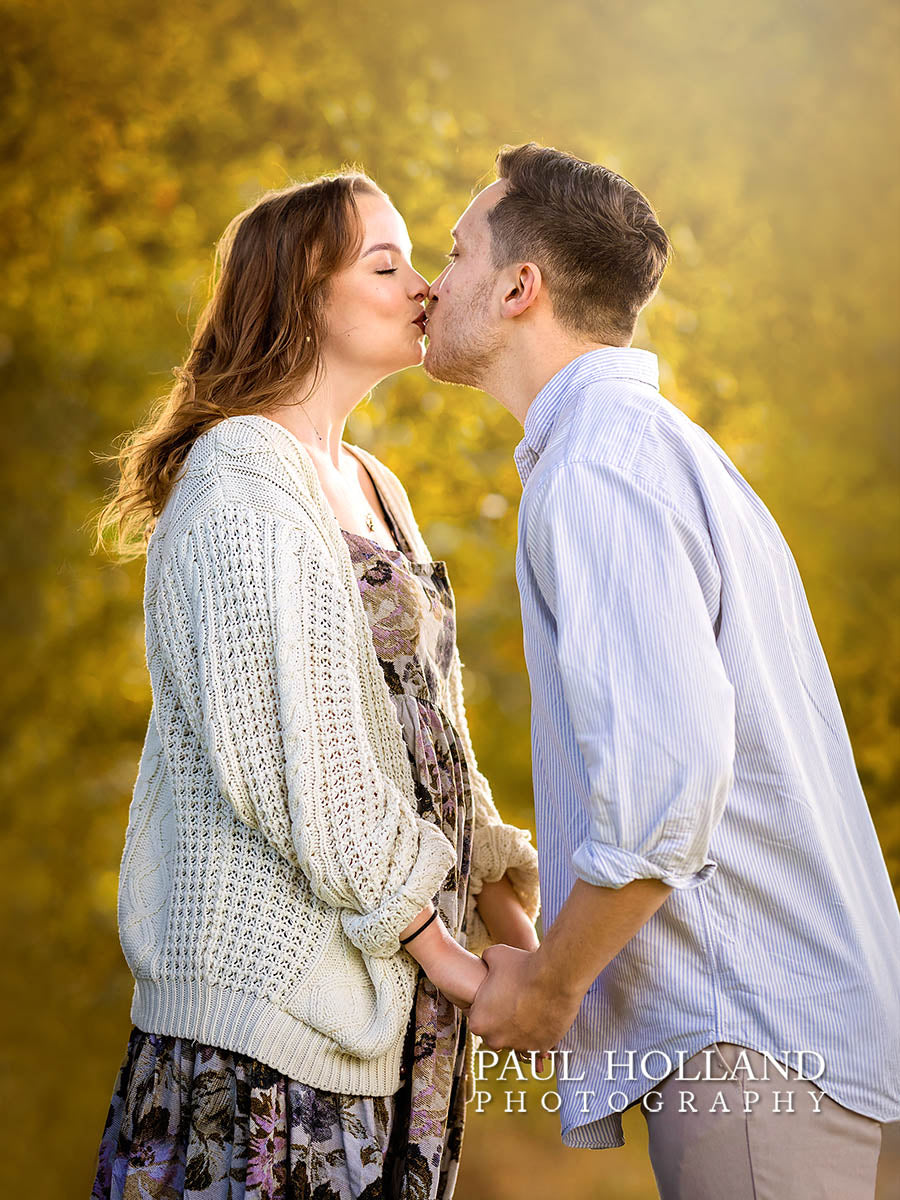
[
  {"x1": 274, "y1": 898, "x2": 341, "y2": 1018},
  {"x1": 301, "y1": 943, "x2": 415, "y2": 1059}
]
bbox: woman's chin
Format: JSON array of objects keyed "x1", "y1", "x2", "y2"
[{"x1": 375, "y1": 336, "x2": 426, "y2": 376}]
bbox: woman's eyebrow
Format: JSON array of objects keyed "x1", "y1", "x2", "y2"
[{"x1": 361, "y1": 242, "x2": 408, "y2": 257}]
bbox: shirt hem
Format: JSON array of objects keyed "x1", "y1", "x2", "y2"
[{"x1": 558, "y1": 1031, "x2": 900, "y2": 1149}]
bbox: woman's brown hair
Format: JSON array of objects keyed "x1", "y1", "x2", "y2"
[{"x1": 93, "y1": 170, "x2": 382, "y2": 559}]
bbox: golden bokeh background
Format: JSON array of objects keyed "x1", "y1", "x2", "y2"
[{"x1": 2, "y1": 0, "x2": 898, "y2": 1194}]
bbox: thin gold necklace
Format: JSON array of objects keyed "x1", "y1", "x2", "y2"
[{"x1": 301, "y1": 406, "x2": 377, "y2": 534}]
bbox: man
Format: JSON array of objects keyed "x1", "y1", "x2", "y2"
[{"x1": 423, "y1": 142, "x2": 900, "y2": 1198}]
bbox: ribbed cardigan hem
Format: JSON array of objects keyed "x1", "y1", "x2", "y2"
[{"x1": 130, "y1": 977, "x2": 407, "y2": 1096}]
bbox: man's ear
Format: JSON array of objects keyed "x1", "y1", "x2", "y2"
[{"x1": 501, "y1": 262, "x2": 543, "y2": 318}]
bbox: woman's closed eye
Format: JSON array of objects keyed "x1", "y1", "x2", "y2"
[{"x1": 376, "y1": 268, "x2": 398, "y2": 275}]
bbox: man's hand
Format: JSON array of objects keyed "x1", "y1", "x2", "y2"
[
  {"x1": 466, "y1": 943, "x2": 583, "y2": 1053},
  {"x1": 468, "y1": 877, "x2": 674, "y2": 1055}
]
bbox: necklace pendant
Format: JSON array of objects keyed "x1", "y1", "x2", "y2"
[{"x1": 365, "y1": 512, "x2": 375, "y2": 532}]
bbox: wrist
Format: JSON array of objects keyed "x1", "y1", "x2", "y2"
[
  {"x1": 399, "y1": 907, "x2": 438, "y2": 947},
  {"x1": 403, "y1": 910, "x2": 455, "y2": 972},
  {"x1": 494, "y1": 907, "x2": 540, "y2": 951},
  {"x1": 530, "y1": 940, "x2": 587, "y2": 1007},
  {"x1": 399, "y1": 903, "x2": 436, "y2": 943}
]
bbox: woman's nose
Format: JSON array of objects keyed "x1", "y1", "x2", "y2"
[{"x1": 410, "y1": 271, "x2": 429, "y2": 302}]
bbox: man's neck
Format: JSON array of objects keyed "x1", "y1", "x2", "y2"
[{"x1": 478, "y1": 335, "x2": 628, "y2": 426}]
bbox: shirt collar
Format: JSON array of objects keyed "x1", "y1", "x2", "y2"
[{"x1": 521, "y1": 346, "x2": 660, "y2": 459}]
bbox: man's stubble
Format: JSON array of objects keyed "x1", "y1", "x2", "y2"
[{"x1": 423, "y1": 276, "x2": 504, "y2": 390}]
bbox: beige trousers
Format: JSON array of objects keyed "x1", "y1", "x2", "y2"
[{"x1": 639, "y1": 1042, "x2": 883, "y2": 1200}]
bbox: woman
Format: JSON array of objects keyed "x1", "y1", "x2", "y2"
[{"x1": 90, "y1": 169, "x2": 541, "y2": 1199}]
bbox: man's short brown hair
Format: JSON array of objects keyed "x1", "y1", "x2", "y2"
[{"x1": 489, "y1": 143, "x2": 670, "y2": 342}]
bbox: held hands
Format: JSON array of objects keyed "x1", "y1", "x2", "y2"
[
  {"x1": 467, "y1": 875, "x2": 560, "y2": 1065},
  {"x1": 467, "y1": 877, "x2": 674, "y2": 1056},
  {"x1": 411, "y1": 926, "x2": 563, "y2": 1072},
  {"x1": 401, "y1": 884, "x2": 577, "y2": 1067},
  {"x1": 401, "y1": 873, "x2": 541, "y2": 1011},
  {"x1": 467, "y1": 943, "x2": 582, "y2": 1058}
]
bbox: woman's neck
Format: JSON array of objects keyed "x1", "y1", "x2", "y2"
[{"x1": 266, "y1": 368, "x2": 372, "y2": 467}]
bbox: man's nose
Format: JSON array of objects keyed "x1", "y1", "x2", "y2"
[{"x1": 426, "y1": 269, "x2": 446, "y2": 304}]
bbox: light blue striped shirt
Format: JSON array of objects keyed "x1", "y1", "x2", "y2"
[{"x1": 513, "y1": 347, "x2": 900, "y2": 1149}]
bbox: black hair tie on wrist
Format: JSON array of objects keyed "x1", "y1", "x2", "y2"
[{"x1": 399, "y1": 909, "x2": 439, "y2": 945}]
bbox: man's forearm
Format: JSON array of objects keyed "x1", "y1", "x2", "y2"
[{"x1": 533, "y1": 876, "x2": 673, "y2": 1001}]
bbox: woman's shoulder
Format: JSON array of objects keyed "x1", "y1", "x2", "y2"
[
  {"x1": 195, "y1": 413, "x2": 311, "y2": 473},
  {"x1": 341, "y1": 441, "x2": 406, "y2": 495},
  {"x1": 342, "y1": 442, "x2": 430, "y2": 560},
  {"x1": 158, "y1": 415, "x2": 326, "y2": 548}
]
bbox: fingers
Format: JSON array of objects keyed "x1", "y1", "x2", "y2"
[
  {"x1": 513, "y1": 1048, "x2": 554, "y2": 1073},
  {"x1": 480, "y1": 944, "x2": 498, "y2": 968}
]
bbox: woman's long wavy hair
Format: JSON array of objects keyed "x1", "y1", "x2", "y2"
[{"x1": 93, "y1": 170, "x2": 383, "y2": 560}]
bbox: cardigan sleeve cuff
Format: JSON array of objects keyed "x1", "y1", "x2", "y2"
[{"x1": 339, "y1": 817, "x2": 457, "y2": 959}]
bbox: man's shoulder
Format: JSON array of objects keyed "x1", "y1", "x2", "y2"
[
  {"x1": 545, "y1": 378, "x2": 703, "y2": 488},
  {"x1": 526, "y1": 384, "x2": 722, "y2": 556}
]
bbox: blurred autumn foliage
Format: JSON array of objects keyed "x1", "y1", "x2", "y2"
[{"x1": 2, "y1": 0, "x2": 898, "y2": 1195}]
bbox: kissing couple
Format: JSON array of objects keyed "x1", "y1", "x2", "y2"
[{"x1": 92, "y1": 142, "x2": 899, "y2": 1200}]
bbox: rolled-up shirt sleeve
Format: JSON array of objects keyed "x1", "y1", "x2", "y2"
[{"x1": 526, "y1": 460, "x2": 735, "y2": 891}]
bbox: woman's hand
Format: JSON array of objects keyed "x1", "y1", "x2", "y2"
[
  {"x1": 475, "y1": 874, "x2": 540, "y2": 951},
  {"x1": 401, "y1": 906, "x2": 488, "y2": 1009},
  {"x1": 426, "y1": 941, "x2": 488, "y2": 1010},
  {"x1": 400, "y1": 906, "x2": 549, "y2": 1066}
]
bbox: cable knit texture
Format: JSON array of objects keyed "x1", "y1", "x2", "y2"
[{"x1": 117, "y1": 413, "x2": 540, "y2": 1096}]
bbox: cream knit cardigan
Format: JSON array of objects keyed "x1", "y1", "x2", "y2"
[{"x1": 118, "y1": 413, "x2": 540, "y2": 1096}]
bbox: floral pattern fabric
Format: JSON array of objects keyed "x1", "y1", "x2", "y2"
[{"x1": 91, "y1": 508, "x2": 475, "y2": 1200}]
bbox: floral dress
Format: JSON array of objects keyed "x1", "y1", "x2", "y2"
[{"x1": 91, "y1": 493, "x2": 475, "y2": 1200}]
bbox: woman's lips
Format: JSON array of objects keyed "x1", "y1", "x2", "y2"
[{"x1": 412, "y1": 312, "x2": 428, "y2": 333}]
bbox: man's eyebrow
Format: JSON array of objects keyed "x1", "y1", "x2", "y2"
[
  {"x1": 361, "y1": 242, "x2": 408, "y2": 257},
  {"x1": 450, "y1": 227, "x2": 462, "y2": 245}
]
